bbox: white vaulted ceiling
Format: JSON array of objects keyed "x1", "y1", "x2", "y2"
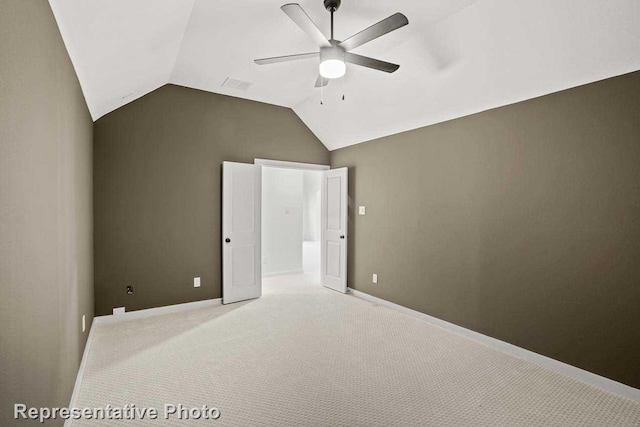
[{"x1": 50, "y1": 0, "x2": 640, "y2": 150}]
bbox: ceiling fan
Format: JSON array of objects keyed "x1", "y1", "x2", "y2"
[{"x1": 254, "y1": 0, "x2": 409, "y2": 88}]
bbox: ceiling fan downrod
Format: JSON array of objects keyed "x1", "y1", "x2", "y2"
[{"x1": 324, "y1": 0, "x2": 340, "y2": 39}]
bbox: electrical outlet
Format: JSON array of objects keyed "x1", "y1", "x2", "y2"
[
  {"x1": 372, "y1": 273, "x2": 378, "y2": 284},
  {"x1": 194, "y1": 277, "x2": 201, "y2": 288},
  {"x1": 82, "y1": 315, "x2": 86, "y2": 332},
  {"x1": 359, "y1": 206, "x2": 366, "y2": 215},
  {"x1": 113, "y1": 307, "x2": 125, "y2": 315}
]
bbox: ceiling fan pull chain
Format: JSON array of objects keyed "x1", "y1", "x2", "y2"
[{"x1": 320, "y1": 79, "x2": 324, "y2": 105}]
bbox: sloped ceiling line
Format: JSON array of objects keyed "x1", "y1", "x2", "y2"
[
  {"x1": 168, "y1": 0, "x2": 198, "y2": 86},
  {"x1": 50, "y1": 0, "x2": 640, "y2": 150}
]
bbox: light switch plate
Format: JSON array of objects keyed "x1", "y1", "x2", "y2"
[
  {"x1": 113, "y1": 307, "x2": 125, "y2": 315},
  {"x1": 372, "y1": 273, "x2": 378, "y2": 284},
  {"x1": 82, "y1": 315, "x2": 86, "y2": 332},
  {"x1": 194, "y1": 277, "x2": 201, "y2": 288},
  {"x1": 359, "y1": 206, "x2": 366, "y2": 215}
]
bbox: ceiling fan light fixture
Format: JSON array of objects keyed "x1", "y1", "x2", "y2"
[
  {"x1": 319, "y1": 43, "x2": 346, "y2": 79},
  {"x1": 319, "y1": 59, "x2": 346, "y2": 79}
]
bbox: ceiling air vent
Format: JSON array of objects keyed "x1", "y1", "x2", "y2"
[{"x1": 221, "y1": 77, "x2": 253, "y2": 91}]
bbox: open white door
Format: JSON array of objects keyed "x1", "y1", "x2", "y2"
[
  {"x1": 321, "y1": 168, "x2": 348, "y2": 293},
  {"x1": 222, "y1": 161, "x2": 261, "y2": 304}
]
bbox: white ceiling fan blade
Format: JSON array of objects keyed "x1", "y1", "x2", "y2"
[
  {"x1": 314, "y1": 75, "x2": 329, "y2": 88},
  {"x1": 339, "y1": 13, "x2": 408, "y2": 52},
  {"x1": 254, "y1": 52, "x2": 318, "y2": 65},
  {"x1": 345, "y1": 53, "x2": 399, "y2": 73},
  {"x1": 281, "y1": 3, "x2": 331, "y2": 48}
]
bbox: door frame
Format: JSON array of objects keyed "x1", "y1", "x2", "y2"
[
  {"x1": 254, "y1": 158, "x2": 330, "y2": 172},
  {"x1": 255, "y1": 158, "x2": 330, "y2": 284}
]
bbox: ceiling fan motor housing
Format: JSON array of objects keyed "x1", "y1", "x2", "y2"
[
  {"x1": 320, "y1": 41, "x2": 346, "y2": 64},
  {"x1": 324, "y1": 0, "x2": 341, "y2": 12},
  {"x1": 319, "y1": 40, "x2": 346, "y2": 79}
]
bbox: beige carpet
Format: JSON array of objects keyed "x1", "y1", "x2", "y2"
[{"x1": 71, "y1": 274, "x2": 640, "y2": 426}]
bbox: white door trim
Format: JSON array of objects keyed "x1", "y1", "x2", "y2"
[{"x1": 255, "y1": 158, "x2": 330, "y2": 171}]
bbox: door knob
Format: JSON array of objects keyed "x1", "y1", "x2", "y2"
[
  {"x1": 225, "y1": 238, "x2": 231, "y2": 243},
  {"x1": 340, "y1": 235, "x2": 345, "y2": 239}
]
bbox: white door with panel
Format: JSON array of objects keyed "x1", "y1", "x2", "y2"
[
  {"x1": 222, "y1": 162, "x2": 261, "y2": 304},
  {"x1": 321, "y1": 168, "x2": 348, "y2": 293}
]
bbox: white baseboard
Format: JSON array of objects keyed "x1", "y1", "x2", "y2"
[
  {"x1": 262, "y1": 269, "x2": 304, "y2": 278},
  {"x1": 347, "y1": 287, "x2": 640, "y2": 403},
  {"x1": 94, "y1": 298, "x2": 222, "y2": 325},
  {"x1": 66, "y1": 298, "x2": 223, "y2": 426},
  {"x1": 65, "y1": 318, "x2": 97, "y2": 427}
]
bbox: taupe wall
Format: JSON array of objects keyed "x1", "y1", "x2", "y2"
[
  {"x1": 330, "y1": 71, "x2": 640, "y2": 388},
  {"x1": 94, "y1": 85, "x2": 329, "y2": 316},
  {"x1": 0, "y1": 1, "x2": 94, "y2": 425}
]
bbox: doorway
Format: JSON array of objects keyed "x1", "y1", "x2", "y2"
[
  {"x1": 260, "y1": 163, "x2": 324, "y2": 284},
  {"x1": 222, "y1": 159, "x2": 347, "y2": 304}
]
